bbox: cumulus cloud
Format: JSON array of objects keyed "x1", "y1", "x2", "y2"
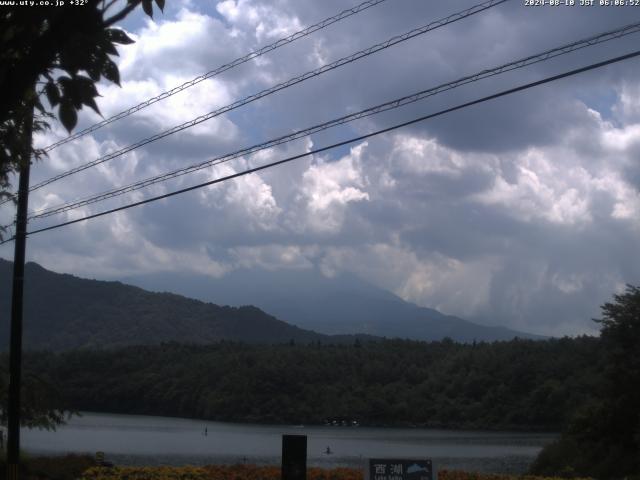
[
  {"x1": 297, "y1": 143, "x2": 370, "y2": 233},
  {"x1": 613, "y1": 81, "x2": 640, "y2": 124},
  {"x1": 216, "y1": 0, "x2": 303, "y2": 43}
]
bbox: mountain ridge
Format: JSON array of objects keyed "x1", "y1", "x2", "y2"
[
  {"x1": 122, "y1": 266, "x2": 543, "y2": 341},
  {"x1": 0, "y1": 259, "x2": 542, "y2": 350},
  {"x1": 0, "y1": 259, "x2": 337, "y2": 351}
]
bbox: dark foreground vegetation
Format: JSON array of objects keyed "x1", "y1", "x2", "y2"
[
  {"x1": 530, "y1": 285, "x2": 640, "y2": 479},
  {"x1": 0, "y1": 461, "x2": 590, "y2": 480},
  {"x1": 0, "y1": 454, "x2": 96, "y2": 480}
]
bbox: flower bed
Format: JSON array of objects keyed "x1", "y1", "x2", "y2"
[{"x1": 79, "y1": 465, "x2": 593, "y2": 480}]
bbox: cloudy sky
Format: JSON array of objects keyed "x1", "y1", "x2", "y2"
[{"x1": 2, "y1": 0, "x2": 639, "y2": 336}]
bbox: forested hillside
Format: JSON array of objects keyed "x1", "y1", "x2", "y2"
[
  {"x1": 17, "y1": 337, "x2": 601, "y2": 431},
  {"x1": 0, "y1": 260, "x2": 330, "y2": 349}
]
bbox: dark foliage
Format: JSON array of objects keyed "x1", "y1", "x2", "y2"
[
  {"x1": 0, "y1": 0, "x2": 165, "y2": 215},
  {"x1": 0, "y1": 454, "x2": 96, "y2": 480},
  {"x1": 0, "y1": 260, "x2": 328, "y2": 350},
  {"x1": 531, "y1": 285, "x2": 640, "y2": 479},
  {"x1": 9, "y1": 336, "x2": 601, "y2": 431},
  {"x1": 0, "y1": 362, "x2": 71, "y2": 430}
]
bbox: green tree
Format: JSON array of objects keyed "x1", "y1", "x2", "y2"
[
  {"x1": 591, "y1": 284, "x2": 640, "y2": 476},
  {"x1": 0, "y1": 0, "x2": 167, "y2": 426},
  {"x1": 0, "y1": 0, "x2": 165, "y2": 219},
  {"x1": 531, "y1": 285, "x2": 640, "y2": 479},
  {"x1": 0, "y1": 362, "x2": 68, "y2": 430}
]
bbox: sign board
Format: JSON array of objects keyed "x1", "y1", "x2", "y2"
[
  {"x1": 95, "y1": 451, "x2": 105, "y2": 464},
  {"x1": 367, "y1": 459, "x2": 433, "y2": 480}
]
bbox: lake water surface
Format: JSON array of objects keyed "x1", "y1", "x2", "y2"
[{"x1": 22, "y1": 412, "x2": 556, "y2": 474}]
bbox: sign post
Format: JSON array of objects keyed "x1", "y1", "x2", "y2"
[
  {"x1": 367, "y1": 459, "x2": 434, "y2": 480},
  {"x1": 7, "y1": 107, "x2": 33, "y2": 480},
  {"x1": 282, "y1": 434, "x2": 307, "y2": 480}
]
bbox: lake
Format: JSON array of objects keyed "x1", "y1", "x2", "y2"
[{"x1": 22, "y1": 412, "x2": 556, "y2": 474}]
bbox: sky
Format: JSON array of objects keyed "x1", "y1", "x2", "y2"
[{"x1": 1, "y1": 0, "x2": 640, "y2": 337}]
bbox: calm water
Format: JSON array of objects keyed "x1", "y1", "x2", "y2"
[{"x1": 22, "y1": 412, "x2": 556, "y2": 474}]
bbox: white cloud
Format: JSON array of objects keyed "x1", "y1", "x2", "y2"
[
  {"x1": 551, "y1": 272, "x2": 584, "y2": 295},
  {"x1": 613, "y1": 82, "x2": 640, "y2": 124},
  {"x1": 95, "y1": 77, "x2": 238, "y2": 140},
  {"x1": 119, "y1": 9, "x2": 236, "y2": 78},
  {"x1": 472, "y1": 145, "x2": 636, "y2": 226},
  {"x1": 223, "y1": 172, "x2": 282, "y2": 231},
  {"x1": 390, "y1": 135, "x2": 472, "y2": 176},
  {"x1": 216, "y1": 0, "x2": 303, "y2": 43},
  {"x1": 229, "y1": 244, "x2": 317, "y2": 270},
  {"x1": 316, "y1": 242, "x2": 495, "y2": 321},
  {"x1": 297, "y1": 142, "x2": 370, "y2": 233}
]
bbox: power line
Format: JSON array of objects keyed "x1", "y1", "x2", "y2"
[
  {"x1": 42, "y1": 0, "x2": 392, "y2": 153},
  {"x1": 23, "y1": 0, "x2": 508, "y2": 195},
  {"x1": 26, "y1": 21, "x2": 640, "y2": 221},
  {"x1": 3, "y1": 48, "x2": 634, "y2": 243}
]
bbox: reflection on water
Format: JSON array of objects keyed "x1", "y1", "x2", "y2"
[{"x1": 22, "y1": 412, "x2": 556, "y2": 474}]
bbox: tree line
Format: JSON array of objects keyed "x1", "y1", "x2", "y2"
[{"x1": 9, "y1": 336, "x2": 601, "y2": 432}]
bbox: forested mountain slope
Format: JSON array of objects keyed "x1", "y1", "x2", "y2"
[{"x1": 0, "y1": 259, "x2": 328, "y2": 350}]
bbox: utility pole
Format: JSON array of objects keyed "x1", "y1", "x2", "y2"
[{"x1": 7, "y1": 108, "x2": 33, "y2": 480}]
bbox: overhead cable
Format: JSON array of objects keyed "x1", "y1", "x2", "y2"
[
  {"x1": 24, "y1": 0, "x2": 509, "y2": 195},
  {"x1": 27, "y1": 21, "x2": 640, "y2": 221},
  {"x1": 42, "y1": 0, "x2": 392, "y2": 153},
  {"x1": 1, "y1": 48, "x2": 633, "y2": 243}
]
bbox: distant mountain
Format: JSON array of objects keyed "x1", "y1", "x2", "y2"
[
  {"x1": 0, "y1": 259, "x2": 334, "y2": 351},
  {"x1": 122, "y1": 268, "x2": 543, "y2": 342}
]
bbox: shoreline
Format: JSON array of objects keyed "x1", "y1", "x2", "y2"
[
  {"x1": 60, "y1": 410, "x2": 562, "y2": 435},
  {"x1": 22, "y1": 412, "x2": 556, "y2": 476}
]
